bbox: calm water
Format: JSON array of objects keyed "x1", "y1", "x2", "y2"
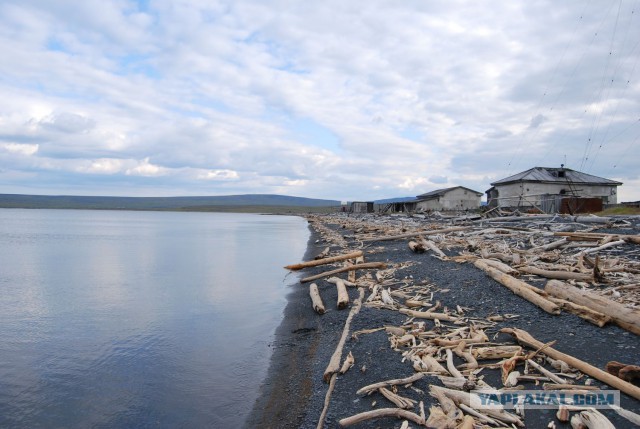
[{"x1": 0, "y1": 209, "x2": 309, "y2": 428}]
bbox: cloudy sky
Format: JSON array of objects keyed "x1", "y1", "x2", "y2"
[{"x1": 1, "y1": 0, "x2": 639, "y2": 201}]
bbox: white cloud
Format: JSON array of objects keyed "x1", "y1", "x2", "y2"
[
  {"x1": 0, "y1": 0, "x2": 638, "y2": 201},
  {"x1": 125, "y1": 158, "x2": 168, "y2": 177},
  {"x1": 197, "y1": 169, "x2": 239, "y2": 181},
  {"x1": 1, "y1": 143, "x2": 39, "y2": 156}
]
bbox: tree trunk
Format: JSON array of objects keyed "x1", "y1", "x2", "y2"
[
  {"x1": 285, "y1": 251, "x2": 363, "y2": 270},
  {"x1": 335, "y1": 278, "x2": 349, "y2": 309},
  {"x1": 474, "y1": 260, "x2": 560, "y2": 315},
  {"x1": 309, "y1": 283, "x2": 326, "y2": 314},
  {"x1": 545, "y1": 280, "x2": 640, "y2": 335},
  {"x1": 301, "y1": 262, "x2": 387, "y2": 283},
  {"x1": 501, "y1": 327, "x2": 640, "y2": 401},
  {"x1": 519, "y1": 266, "x2": 593, "y2": 281}
]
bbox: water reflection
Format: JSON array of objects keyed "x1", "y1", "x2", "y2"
[{"x1": 0, "y1": 209, "x2": 308, "y2": 427}]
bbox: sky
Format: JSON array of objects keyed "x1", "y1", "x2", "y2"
[{"x1": 0, "y1": 0, "x2": 639, "y2": 202}]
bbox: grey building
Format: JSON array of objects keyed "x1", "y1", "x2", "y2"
[
  {"x1": 486, "y1": 166, "x2": 622, "y2": 211},
  {"x1": 415, "y1": 186, "x2": 483, "y2": 211}
]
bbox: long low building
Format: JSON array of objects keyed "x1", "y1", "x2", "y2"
[{"x1": 415, "y1": 186, "x2": 483, "y2": 211}]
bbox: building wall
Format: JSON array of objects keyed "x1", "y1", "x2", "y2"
[
  {"x1": 416, "y1": 188, "x2": 481, "y2": 211},
  {"x1": 492, "y1": 182, "x2": 618, "y2": 208},
  {"x1": 350, "y1": 202, "x2": 373, "y2": 213}
]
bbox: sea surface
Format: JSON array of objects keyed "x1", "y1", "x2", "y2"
[{"x1": 0, "y1": 209, "x2": 309, "y2": 428}]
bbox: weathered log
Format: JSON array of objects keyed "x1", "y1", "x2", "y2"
[
  {"x1": 458, "y1": 415, "x2": 475, "y2": 429},
  {"x1": 309, "y1": 283, "x2": 326, "y2": 314},
  {"x1": 478, "y1": 258, "x2": 520, "y2": 276},
  {"x1": 314, "y1": 246, "x2": 330, "y2": 260},
  {"x1": 422, "y1": 238, "x2": 447, "y2": 258},
  {"x1": 606, "y1": 361, "x2": 640, "y2": 382},
  {"x1": 545, "y1": 280, "x2": 640, "y2": 335},
  {"x1": 378, "y1": 387, "x2": 416, "y2": 409},
  {"x1": 547, "y1": 296, "x2": 611, "y2": 327},
  {"x1": 323, "y1": 288, "x2": 364, "y2": 382},
  {"x1": 577, "y1": 239, "x2": 627, "y2": 256},
  {"x1": 362, "y1": 226, "x2": 471, "y2": 242},
  {"x1": 408, "y1": 240, "x2": 426, "y2": 253},
  {"x1": 445, "y1": 349, "x2": 464, "y2": 379},
  {"x1": 338, "y1": 408, "x2": 425, "y2": 427},
  {"x1": 430, "y1": 385, "x2": 524, "y2": 426},
  {"x1": 301, "y1": 262, "x2": 387, "y2": 283},
  {"x1": 339, "y1": 351, "x2": 354, "y2": 374},
  {"x1": 356, "y1": 372, "x2": 426, "y2": 396},
  {"x1": 554, "y1": 231, "x2": 640, "y2": 245},
  {"x1": 526, "y1": 358, "x2": 567, "y2": 384},
  {"x1": 501, "y1": 327, "x2": 640, "y2": 401},
  {"x1": 399, "y1": 308, "x2": 458, "y2": 322},
  {"x1": 576, "y1": 409, "x2": 615, "y2": 429},
  {"x1": 422, "y1": 355, "x2": 449, "y2": 375},
  {"x1": 519, "y1": 266, "x2": 593, "y2": 281},
  {"x1": 473, "y1": 345, "x2": 523, "y2": 360},
  {"x1": 474, "y1": 260, "x2": 561, "y2": 315},
  {"x1": 454, "y1": 341, "x2": 478, "y2": 369},
  {"x1": 335, "y1": 279, "x2": 349, "y2": 309},
  {"x1": 285, "y1": 250, "x2": 363, "y2": 270}
]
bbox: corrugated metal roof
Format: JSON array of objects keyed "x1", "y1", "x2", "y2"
[
  {"x1": 491, "y1": 167, "x2": 622, "y2": 186},
  {"x1": 416, "y1": 186, "x2": 483, "y2": 200}
]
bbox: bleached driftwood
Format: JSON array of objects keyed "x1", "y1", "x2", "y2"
[
  {"x1": 422, "y1": 238, "x2": 447, "y2": 258},
  {"x1": 399, "y1": 308, "x2": 458, "y2": 322},
  {"x1": 285, "y1": 250, "x2": 363, "y2": 270},
  {"x1": 309, "y1": 283, "x2": 326, "y2": 314},
  {"x1": 362, "y1": 226, "x2": 471, "y2": 242},
  {"x1": 545, "y1": 280, "x2": 640, "y2": 335},
  {"x1": 473, "y1": 345, "x2": 523, "y2": 360},
  {"x1": 408, "y1": 240, "x2": 425, "y2": 253},
  {"x1": 546, "y1": 296, "x2": 611, "y2": 327},
  {"x1": 339, "y1": 351, "x2": 354, "y2": 374},
  {"x1": 519, "y1": 266, "x2": 593, "y2": 282},
  {"x1": 338, "y1": 408, "x2": 425, "y2": 427},
  {"x1": 501, "y1": 327, "x2": 640, "y2": 401},
  {"x1": 301, "y1": 262, "x2": 387, "y2": 283},
  {"x1": 474, "y1": 260, "x2": 561, "y2": 315},
  {"x1": 335, "y1": 278, "x2": 349, "y2": 309},
  {"x1": 356, "y1": 372, "x2": 427, "y2": 396},
  {"x1": 323, "y1": 288, "x2": 365, "y2": 382}
]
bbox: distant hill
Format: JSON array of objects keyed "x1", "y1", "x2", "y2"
[{"x1": 0, "y1": 194, "x2": 341, "y2": 211}]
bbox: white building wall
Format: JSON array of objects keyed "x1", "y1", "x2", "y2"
[
  {"x1": 493, "y1": 182, "x2": 618, "y2": 208},
  {"x1": 416, "y1": 188, "x2": 481, "y2": 211}
]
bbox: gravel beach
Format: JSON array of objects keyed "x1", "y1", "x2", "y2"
[{"x1": 246, "y1": 213, "x2": 640, "y2": 429}]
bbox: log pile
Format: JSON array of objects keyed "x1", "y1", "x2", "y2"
[{"x1": 285, "y1": 212, "x2": 640, "y2": 428}]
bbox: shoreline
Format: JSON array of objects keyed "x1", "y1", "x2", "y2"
[
  {"x1": 244, "y1": 218, "x2": 323, "y2": 428},
  {"x1": 246, "y1": 213, "x2": 640, "y2": 428}
]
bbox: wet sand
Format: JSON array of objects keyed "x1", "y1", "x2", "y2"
[{"x1": 246, "y1": 215, "x2": 640, "y2": 429}]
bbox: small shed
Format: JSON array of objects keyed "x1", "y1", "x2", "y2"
[
  {"x1": 350, "y1": 201, "x2": 374, "y2": 213},
  {"x1": 415, "y1": 186, "x2": 483, "y2": 211}
]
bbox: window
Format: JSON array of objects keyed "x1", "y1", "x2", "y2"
[{"x1": 558, "y1": 171, "x2": 566, "y2": 178}]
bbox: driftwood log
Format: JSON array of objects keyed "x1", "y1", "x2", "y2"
[
  {"x1": 285, "y1": 251, "x2": 363, "y2": 270},
  {"x1": 501, "y1": 327, "x2": 640, "y2": 401},
  {"x1": 338, "y1": 408, "x2": 425, "y2": 427},
  {"x1": 301, "y1": 262, "x2": 387, "y2": 283},
  {"x1": 408, "y1": 240, "x2": 425, "y2": 253},
  {"x1": 399, "y1": 308, "x2": 458, "y2": 322},
  {"x1": 545, "y1": 280, "x2": 640, "y2": 335},
  {"x1": 362, "y1": 226, "x2": 470, "y2": 242},
  {"x1": 546, "y1": 296, "x2": 611, "y2": 327},
  {"x1": 519, "y1": 266, "x2": 593, "y2": 282},
  {"x1": 335, "y1": 278, "x2": 349, "y2": 309},
  {"x1": 323, "y1": 288, "x2": 364, "y2": 382},
  {"x1": 474, "y1": 260, "x2": 561, "y2": 315},
  {"x1": 309, "y1": 283, "x2": 326, "y2": 314}
]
